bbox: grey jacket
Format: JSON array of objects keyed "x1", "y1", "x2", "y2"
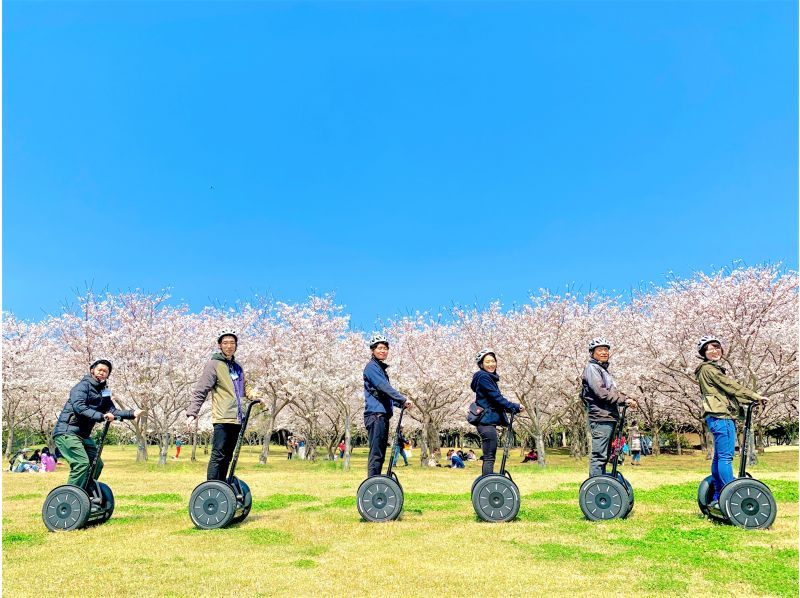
[{"x1": 581, "y1": 359, "x2": 628, "y2": 422}]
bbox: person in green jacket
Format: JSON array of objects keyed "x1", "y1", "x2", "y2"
[{"x1": 695, "y1": 335, "x2": 768, "y2": 506}]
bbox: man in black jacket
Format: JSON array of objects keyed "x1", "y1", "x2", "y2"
[{"x1": 53, "y1": 360, "x2": 143, "y2": 488}]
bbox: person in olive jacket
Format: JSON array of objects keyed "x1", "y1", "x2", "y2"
[
  {"x1": 695, "y1": 335, "x2": 768, "y2": 505},
  {"x1": 471, "y1": 349, "x2": 522, "y2": 476},
  {"x1": 54, "y1": 359, "x2": 143, "y2": 488},
  {"x1": 186, "y1": 329, "x2": 263, "y2": 481}
]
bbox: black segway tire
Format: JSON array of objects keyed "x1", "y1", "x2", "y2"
[
  {"x1": 42, "y1": 485, "x2": 91, "y2": 532},
  {"x1": 615, "y1": 473, "x2": 634, "y2": 517},
  {"x1": 357, "y1": 475, "x2": 404, "y2": 522},
  {"x1": 719, "y1": 478, "x2": 777, "y2": 530},
  {"x1": 229, "y1": 477, "x2": 253, "y2": 525},
  {"x1": 697, "y1": 475, "x2": 716, "y2": 517},
  {"x1": 189, "y1": 481, "x2": 237, "y2": 529},
  {"x1": 579, "y1": 476, "x2": 628, "y2": 521},
  {"x1": 472, "y1": 474, "x2": 520, "y2": 522},
  {"x1": 85, "y1": 481, "x2": 115, "y2": 526}
]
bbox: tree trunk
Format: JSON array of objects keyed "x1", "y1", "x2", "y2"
[
  {"x1": 703, "y1": 421, "x2": 713, "y2": 460},
  {"x1": 532, "y1": 403, "x2": 547, "y2": 468},
  {"x1": 343, "y1": 410, "x2": 351, "y2": 472},
  {"x1": 158, "y1": 431, "x2": 170, "y2": 466},
  {"x1": 746, "y1": 427, "x2": 758, "y2": 466},
  {"x1": 259, "y1": 414, "x2": 274, "y2": 465},
  {"x1": 561, "y1": 430, "x2": 567, "y2": 448},
  {"x1": 134, "y1": 418, "x2": 148, "y2": 462},
  {"x1": 4, "y1": 425, "x2": 15, "y2": 460},
  {"x1": 204, "y1": 434, "x2": 209, "y2": 455},
  {"x1": 190, "y1": 429, "x2": 197, "y2": 462},
  {"x1": 652, "y1": 428, "x2": 661, "y2": 457},
  {"x1": 676, "y1": 430, "x2": 682, "y2": 456}
]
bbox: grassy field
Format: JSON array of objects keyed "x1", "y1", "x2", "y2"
[{"x1": 3, "y1": 445, "x2": 798, "y2": 597}]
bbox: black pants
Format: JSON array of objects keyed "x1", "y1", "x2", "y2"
[
  {"x1": 207, "y1": 423, "x2": 241, "y2": 481},
  {"x1": 365, "y1": 413, "x2": 389, "y2": 477},
  {"x1": 477, "y1": 425, "x2": 499, "y2": 476}
]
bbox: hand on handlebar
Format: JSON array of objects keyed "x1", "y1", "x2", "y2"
[
  {"x1": 103, "y1": 412, "x2": 116, "y2": 422},
  {"x1": 403, "y1": 400, "x2": 413, "y2": 410},
  {"x1": 625, "y1": 399, "x2": 638, "y2": 410}
]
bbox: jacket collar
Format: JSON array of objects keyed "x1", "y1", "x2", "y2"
[
  {"x1": 84, "y1": 374, "x2": 106, "y2": 390},
  {"x1": 372, "y1": 356, "x2": 389, "y2": 371},
  {"x1": 589, "y1": 358, "x2": 610, "y2": 371}
]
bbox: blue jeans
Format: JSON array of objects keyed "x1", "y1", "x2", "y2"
[
  {"x1": 391, "y1": 443, "x2": 408, "y2": 466},
  {"x1": 706, "y1": 416, "x2": 736, "y2": 501}
]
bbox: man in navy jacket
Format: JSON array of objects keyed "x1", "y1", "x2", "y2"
[{"x1": 363, "y1": 335, "x2": 412, "y2": 477}]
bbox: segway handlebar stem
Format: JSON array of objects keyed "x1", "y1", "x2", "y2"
[
  {"x1": 84, "y1": 416, "x2": 117, "y2": 491},
  {"x1": 385, "y1": 405, "x2": 406, "y2": 477},
  {"x1": 226, "y1": 400, "x2": 261, "y2": 484},
  {"x1": 738, "y1": 402, "x2": 757, "y2": 479},
  {"x1": 610, "y1": 406, "x2": 627, "y2": 478},
  {"x1": 498, "y1": 412, "x2": 515, "y2": 475}
]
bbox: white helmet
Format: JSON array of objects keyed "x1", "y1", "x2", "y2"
[
  {"x1": 697, "y1": 335, "x2": 721, "y2": 358},
  {"x1": 588, "y1": 337, "x2": 611, "y2": 353},
  {"x1": 217, "y1": 329, "x2": 238, "y2": 343},
  {"x1": 475, "y1": 348, "x2": 496, "y2": 367},
  {"x1": 369, "y1": 334, "x2": 389, "y2": 349}
]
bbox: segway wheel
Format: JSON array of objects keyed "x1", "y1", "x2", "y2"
[
  {"x1": 357, "y1": 475, "x2": 404, "y2": 522},
  {"x1": 229, "y1": 477, "x2": 253, "y2": 525},
  {"x1": 616, "y1": 473, "x2": 634, "y2": 516},
  {"x1": 470, "y1": 474, "x2": 486, "y2": 496},
  {"x1": 472, "y1": 474, "x2": 520, "y2": 523},
  {"x1": 189, "y1": 481, "x2": 237, "y2": 529},
  {"x1": 697, "y1": 475, "x2": 715, "y2": 517},
  {"x1": 42, "y1": 485, "x2": 91, "y2": 532},
  {"x1": 719, "y1": 478, "x2": 777, "y2": 530},
  {"x1": 579, "y1": 476, "x2": 628, "y2": 521}
]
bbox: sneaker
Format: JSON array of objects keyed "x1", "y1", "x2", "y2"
[{"x1": 709, "y1": 500, "x2": 720, "y2": 511}]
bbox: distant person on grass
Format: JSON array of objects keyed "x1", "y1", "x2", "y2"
[
  {"x1": 363, "y1": 334, "x2": 412, "y2": 477},
  {"x1": 53, "y1": 360, "x2": 143, "y2": 488},
  {"x1": 186, "y1": 330, "x2": 265, "y2": 481},
  {"x1": 629, "y1": 421, "x2": 642, "y2": 465},
  {"x1": 695, "y1": 335, "x2": 768, "y2": 509},
  {"x1": 581, "y1": 338, "x2": 637, "y2": 477},
  {"x1": 470, "y1": 349, "x2": 522, "y2": 476},
  {"x1": 391, "y1": 427, "x2": 409, "y2": 467}
]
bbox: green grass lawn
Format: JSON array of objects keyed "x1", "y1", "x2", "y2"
[{"x1": 3, "y1": 446, "x2": 798, "y2": 597}]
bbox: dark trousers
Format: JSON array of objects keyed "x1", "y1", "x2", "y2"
[
  {"x1": 365, "y1": 413, "x2": 389, "y2": 477},
  {"x1": 589, "y1": 420, "x2": 616, "y2": 477},
  {"x1": 477, "y1": 425, "x2": 499, "y2": 476},
  {"x1": 207, "y1": 423, "x2": 241, "y2": 481}
]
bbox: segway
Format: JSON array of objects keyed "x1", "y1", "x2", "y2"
[
  {"x1": 188, "y1": 400, "x2": 257, "y2": 529},
  {"x1": 578, "y1": 407, "x2": 634, "y2": 521},
  {"x1": 698, "y1": 402, "x2": 776, "y2": 530},
  {"x1": 42, "y1": 418, "x2": 117, "y2": 532},
  {"x1": 471, "y1": 413, "x2": 521, "y2": 522},
  {"x1": 357, "y1": 406, "x2": 406, "y2": 522}
]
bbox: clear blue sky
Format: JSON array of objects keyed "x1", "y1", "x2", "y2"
[{"x1": 4, "y1": 1, "x2": 797, "y2": 331}]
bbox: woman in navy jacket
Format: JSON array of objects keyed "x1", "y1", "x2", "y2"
[{"x1": 471, "y1": 349, "x2": 522, "y2": 476}]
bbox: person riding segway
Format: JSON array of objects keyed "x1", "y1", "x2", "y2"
[
  {"x1": 578, "y1": 338, "x2": 637, "y2": 520},
  {"x1": 357, "y1": 334, "x2": 413, "y2": 522},
  {"x1": 43, "y1": 360, "x2": 144, "y2": 531},
  {"x1": 695, "y1": 335, "x2": 776, "y2": 529},
  {"x1": 468, "y1": 349, "x2": 522, "y2": 522},
  {"x1": 185, "y1": 329, "x2": 265, "y2": 529}
]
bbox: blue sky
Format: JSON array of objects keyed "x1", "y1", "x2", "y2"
[{"x1": 4, "y1": 1, "x2": 797, "y2": 331}]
